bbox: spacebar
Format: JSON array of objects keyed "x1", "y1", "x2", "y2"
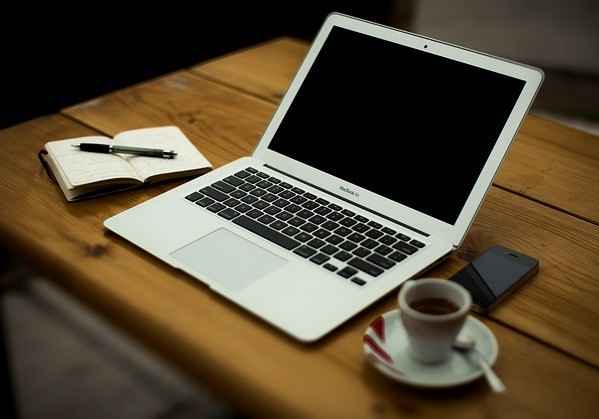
[{"x1": 233, "y1": 216, "x2": 300, "y2": 250}]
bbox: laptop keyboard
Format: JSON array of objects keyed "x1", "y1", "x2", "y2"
[{"x1": 185, "y1": 167, "x2": 426, "y2": 286}]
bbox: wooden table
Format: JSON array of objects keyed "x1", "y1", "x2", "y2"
[{"x1": 1, "y1": 38, "x2": 599, "y2": 418}]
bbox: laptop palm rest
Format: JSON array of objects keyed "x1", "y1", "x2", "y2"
[{"x1": 171, "y1": 228, "x2": 288, "y2": 292}]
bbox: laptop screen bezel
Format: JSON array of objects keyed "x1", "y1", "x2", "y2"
[{"x1": 252, "y1": 13, "x2": 543, "y2": 246}]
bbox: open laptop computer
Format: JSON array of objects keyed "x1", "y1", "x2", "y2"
[{"x1": 104, "y1": 13, "x2": 543, "y2": 342}]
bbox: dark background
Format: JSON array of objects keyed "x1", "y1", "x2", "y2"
[{"x1": 2, "y1": 3, "x2": 397, "y2": 129}]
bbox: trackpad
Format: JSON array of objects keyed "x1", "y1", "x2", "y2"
[{"x1": 171, "y1": 228, "x2": 287, "y2": 292}]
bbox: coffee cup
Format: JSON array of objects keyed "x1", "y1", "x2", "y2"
[{"x1": 398, "y1": 278, "x2": 472, "y2": 363}]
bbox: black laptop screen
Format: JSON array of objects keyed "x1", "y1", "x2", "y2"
[{"x1": 267, "y1": 26, "x2": 526, "y2": 225}]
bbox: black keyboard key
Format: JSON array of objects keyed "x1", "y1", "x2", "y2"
[
  {"x1": 282, "y1": 226, "x2": 300, "y2": 236},
  {"x1": 367, "y1": 221, "x2": 382, "y2": 229},
  {"x1": 327, "y1": 212, "x2": 344, "y2": 221},
  {"x1": 340, "y1": 217, "x2": 357, "y2": 227},
  {"x1": 257, "y1": 180, "x2": 273, "y2": 189},
  {"x1": 230, "y1": 190, "x2": 247, "y2": 199},
  {"x1": 235, "y1": 170, "x2": 250, "y2": 178},
  {"x1": 276, "y1": 211, "x2": 293, "y2": 221},
  {"x1": 288, "y1": 217, "x2": 305, "y2": 227},
  {"x1": 334, "y1": 226, "x2": 352, "y2": 237},
  {"x1": 307, "y1": 238, "x2": 325, "y2": 249},
  {"x1": 201, "y1": 186, "x2": 228, "y2": 202},
  {"x1": 389, "y1": 251, "x2": 407, "y2": 262},
  {"x1": 304, "y1": 192, "x2": 317, "y2": 200},
  {"x1": 347, "y1": 233, "x2": 365, "y2": 243},
  {"x1": 185, "y1": 192, "x2": 203, "y2": 202},
  {"x1": 295, "y1": 232, "x2": 312, "y2": 242},
  {"x1": 341, "y1": 209, "x2": 355, "y2": 217},
  {"x1": 361, "y1": 239, "x2": 378, "y2": 249},
  {"x1": 321, "y1": 245, "x2": 339, "y2": 255},
  {"x1": 353, "y1": 247, "x2": 370, "y2": 258},
  {"x1": 239, "y1": 183, "x2": 256, "y2": 192},
  {"x1": 241, "y1": 195, "x2": 259, "y2": 204},
  {"x1": 365, "y1": 229, "x2": 384, "y2": 240},
  {"x1": 223, "y1": 198, "x2": 240, "y2": 208},
  {"x1": 280, "y1": 182, "x2": 293, "y2": 189},
  {"x1": 340, "y1": 241, "x2": 357, "y2": 251},
  {"x1": 218, "y1": 208, "x2": 240, "y2": 220},
  {"x1": 348, "y1": 258, "x2": 384, "y2": 277},
  {"x1": 334, "y1": 251, "x2": 352, "y2": 262},
  {"x1": 270, "y1": 220, "x2": 286, "y2": 231},
  {"x1": 326, "y1": 235, "x2": 343, "y2": 245},
  {"x1": 273, "y1": 198, "x2": 290, "y2": 208},
  {"x1": 196, "y1": 197, "x2": 214, "y2": 207},
  {"x1": 256, "y1": 171, "x2": 269, "y2": 178},
  {"x1": 382, "y1": 227, "x2": 397, "y2": 235},
  {"x1": 410, "y1": 239, "x2": 426, "y2": 248},
  {"x1": 294, "y1": 245, "x2": 316, "y2": 258},
  {"x1": 268, "y1": 185, "x2": 284, "y2": 194},
  {"x1": 393, "y1": 241, "x2": 418, "y2": 255},
  {"x1": 250, "y1": 188, "x2": 267, "y2": 197},
  {"x1": 233, "y1": 215, "x2": 300, "y2": 250},
  {"x1": 207, "y1": 203, "x2": 226, "y2": 213},
  {"x1": 314, "y1": 206, "x2": 332, "y2": 215},
  {"x1": 292, "y1": 187, "x2": 305, "y2": 194},
  {"x1": 245, "y1": 175, "x2": 261, "y2": 184},
  {"x1": 264, "y1": 206, "x2": 282, "y2": 215},
  {"x1": 322, "y1": 221, "x2": 339, "y2": 231},
  {"x1": 355, "y1": 215, "x2": 369, "y2": 223},
  {"x1": 351, "y1": 277, "x2": 366, "y2": 286},
  {"x1": 374, "y1": 245, "x2": 393, "y2": 256},
  {"x1": 291, "y1": 195, "x2": 307, "y2": 204},
  {"x1": 268, "y1": 177, "x2": 281, "y2": 184},
  {"x1": 279, "y1": 190, "x2": 295, "y2": 199},
  {"x1": 380, "y1": 235, "x2": 397, "y2": 245},
  {"x1": 302, "y1": 201, "x2": 319, "y2": 210},
  {"x1": 212, "y1": 181, "x2": 235, "y2": 193},
  {"x1": 352, "y1": 223, "x2": 369, "y2": 233},
  {"x1": 316, "y1": 198, "x2": 329, "y2": 206},
  {"x1": 396, "y1": 233, "x2": 411, "y2": 241},
  {"x1": 245, "y1": 167, "x2": 258, "y2": 173},
  {"x1": 246, "y1": 209, "x2": 263, "y2": 219},
  {"x1": 300, "y1": 223, "x2": 318, "y2": 233},
  {"x1": 297, "y1": 209, "x2": 314, "y2": 219},
  {"x1": 337, "y1": 266, "x2": 358, "y2": 278},
  {"x1": 285, "y1": 203, "x2": 301, "y2": 213},
  {"x1": 252, "y1": 200, "x2": 269, "y2": 210},
  {"x1": 235, "y1": 203, "x2": 252, "y2": 213},
  {"x1": 323, "y1": 263, "x2": 338, "y2": 272},
  {"x1": 367, "y1": 253, "x2": 396, "y2": 270},
  {"x1": 313, "y1": 228, "x2": 331, "y2": 239},
  {"x1": 328, "y1": 203, "x2": 342, "y2": 211},
  {"x1": 224, "y1": 176, "x2": 244, "y2": 187},
  {"x1": 261, "y1": 193, "x2": 278, "y2": 203},
  {"x1": 310, "y1": 253, "x2": 330, "y2": 265},
  {"x1": 308, "y1": 215, "x2": 326, "y2": 225}
]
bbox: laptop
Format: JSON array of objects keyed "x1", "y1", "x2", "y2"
[{"x1": 104, "y1": 13, "x2": 543, "y2": 342}]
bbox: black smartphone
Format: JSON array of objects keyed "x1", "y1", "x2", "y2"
[{"x1": 450, "y1": 245, "x2": 539, "y2": 313}]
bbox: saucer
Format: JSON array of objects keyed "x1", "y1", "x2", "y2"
[{"x1": 363, "y1": 309, "x2": 498, "y2": 388}]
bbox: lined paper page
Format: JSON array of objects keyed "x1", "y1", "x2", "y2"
[
  {"x1": 46, "y1": 137, "x2": 140, "y2": 187},
  {"x1": 115, "y1": 127, "x2": 212, "y2": 181}
]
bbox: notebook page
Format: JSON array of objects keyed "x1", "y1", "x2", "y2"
[
  {"x1": 115, "y1": 127, "x2": 212, "y2": 181},
  {"x1": 46, "y1": 137, "x2": 140, "y2": 187}
]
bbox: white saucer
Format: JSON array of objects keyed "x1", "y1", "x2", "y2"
[{"x1": 363, "y1": 309, "x2": 498, "y2": 389}]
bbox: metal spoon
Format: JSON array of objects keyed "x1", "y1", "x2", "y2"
[{"x1": 453, "y1": 338, "x2": 506, "y2": 393}]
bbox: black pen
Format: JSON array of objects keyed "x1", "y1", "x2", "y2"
[{"x1": 72, "y1": 143, "x2": 177, "y2": 159}]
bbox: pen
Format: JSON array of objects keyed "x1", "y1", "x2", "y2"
[{"x1": 72, "y1": 143, "x2": 177, "y2": 159}]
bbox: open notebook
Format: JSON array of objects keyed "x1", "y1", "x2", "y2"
[{"x1": 41, "y1": 126, "x2": 212, "y2": 201}]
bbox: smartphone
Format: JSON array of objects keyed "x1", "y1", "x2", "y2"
[{"x1": 450, "y1": 245, "x2": 539, "y2": 313}]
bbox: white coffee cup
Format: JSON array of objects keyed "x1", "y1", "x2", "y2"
[{"x1": 398, "y1": 278, "x2": 472, "y2": 364}]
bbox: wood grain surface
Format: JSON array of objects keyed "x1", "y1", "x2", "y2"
[
  {"x1": 1, "y1": 116, "x2": 598, "y2": 418},
  {"x1": 64, "y1": 70, "x2": 599, "y2": 367},
  {"x1": 190, "y1": 38, "x2": 599, "y2": 226}
]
